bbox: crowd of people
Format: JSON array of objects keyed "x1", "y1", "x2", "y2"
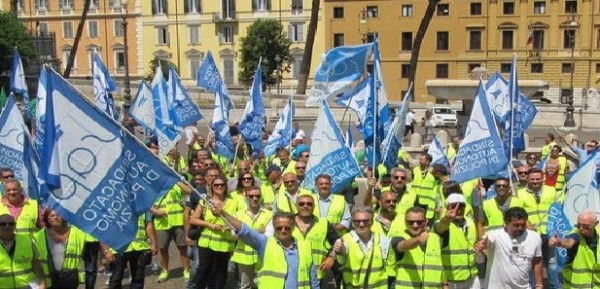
[{"x1": 0, "y1": 128, "x2": 599, "y2": 289}]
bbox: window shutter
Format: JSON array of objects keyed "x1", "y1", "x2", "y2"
[
  {"x1": 152, "y1": 0, "x2": 156, "y2": 15},
  {"x1": 163, "y1": 0, "x2": 168, "y2": 14},
  {"x1": 184, "y1": 0, "x2": 189, "y2": 13},
  {"x1": 288, "y1": 24, "x2": 292, "y2": 40},
  {"x1": 299, "y1": 24, "x2": 304, "y2": 41},
  {"x1": 252, "y1": 0, "x2": 256, "y2": 11},
  {"x1": 267, "y1": 0, "x2": 271, "y2": 11}
]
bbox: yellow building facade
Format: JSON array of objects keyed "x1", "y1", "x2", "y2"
[
  {"x1": 141, "y1": 0, "x2": 326, "y2": 87},
  {"x1": 325, "y1": 0, "x2": 600, "y2": 104},
  {"x1": 5, "y1": 0, "x2": 141, "y2": 79}
]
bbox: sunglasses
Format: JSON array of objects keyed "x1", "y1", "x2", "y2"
[
  {"x1": 495, "y1": 184, "x2": 508, "y2": 188},
  {"x1": 406, "y1": 220, "x2": 426, "y2": 226},
  {"x1": 517, "y1": 171, "x2": 529, "y2": 175},
  {"x1": 393, "y1": 176, "x2": 406, "y2": 180},
  {"x1": 383, "y1": 199, "x2": 397, "y2": 204},
  {"x1": 2, "y1": 175, "x2": 14, "y2": 179},
  {"x1": 352, "y1": 219, "x2": 371, "y2": 225},
  {"x1": 0, "y1": 222, "x2": 16, "y2": 227},
  {"x1": 247, "y1": 195, "x2": 261, "y2": 199},
  {"x1": 275, "y1": 226, "x2": 292, "y2": 232},
  {"x1": 213, "y1": 183, "x2": 225, "y2": 188},
  {"x1": 528, "y1": 156, "x2": 537, "y2": 160},
  {"x1": 242, "y1": 177, "x2": 254, "y2": 181},
  {"x1": 295, "y1": 167, "x2": 306, "y2": 170},
  {"x1": 298, "y1": 201, "x2": 314, "y2": 207}
]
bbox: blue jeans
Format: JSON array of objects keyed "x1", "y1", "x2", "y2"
[
  {"x1": 83, "y1": 241, "x2": 100, "y2": 289},
  {"x1": 186, "y1": 245, "x2": 200, "y2": 289},
  {"x1": 529, "y1": 236, "x2": 561, "y2": 289}
]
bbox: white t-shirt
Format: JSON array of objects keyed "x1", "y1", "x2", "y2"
[
  {"x1": 482, "y1": 228, "x2": 542, "y2": 289},
  {"x1": 294, "y1": 129, "x2": 306, "y2": 140},
  {"x1": 405, "y1": 111, "x2": 415, "y2": 126}
]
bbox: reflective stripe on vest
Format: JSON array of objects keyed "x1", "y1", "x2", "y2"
[
  {"x1": 198, "y1": 197, "x2": 241, "y2": 252},
  {"x1": 395, "y1": 232, "x2": 443, "y2": 289},
  {"x1": 313, "y1": 194, "x2": 346, "y2": 225},
  {"x1": 292, "y1": 217, "x2": 329, "y2": 279},
  {"x1": 153, "y1": 185, "x2": 184, "y2": 230},
  {"x1": 482, "y1": 197, "x2": 523, "y2": 232},
  {"x1": 0, "y1": 200, "x2": 39, "y2": 235},
  {"x1": 231, "y1": 209, "x2": 273, "y2": 265},
  {"x1": 562, "y1": 228, "x2": 600, "y2": 289},
  {"x1": 257, "y1": 238, "x2": 312, "y2": 289},
  {"x1": 441, "y1": 218, "x2": 477, "y2": 281},
  {"x1": 517, "y1": 186, "x2": 556, "y2": 234},
  {"x1": 34, "y1": 227, "x2": 86, "y2": 287},
  {"x1": 340, "y1": 233, "x2": 387, "y2": 289},
  {"x1": 0, "y1": 234, "x2": 36, "y2": 288},
  {"x1": 555, "y1": 157, "x2": 567, "y2": 191},
  {"x1": 411, "y1": 168, "x2": 438, "y2": 219},
  {"x1": 126, "y1": 215, "x2": 150, "y2": 252}
]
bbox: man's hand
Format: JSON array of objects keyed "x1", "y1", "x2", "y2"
[
  {"x1": 446, "y1": 203, "x2": 460, "y2": 221},
  {"x1": 318, "y1": 257, "x2": 335, "y2": 271},
  {"x1": 150, "y1": 244, "x2": 158, "y2": 256},
  {"x1": 417, "y1": 229, "x2": 429, "y2": 245},
  {"x1": 333, "y1": 239, "x2": 344, "y2": 254},
  {"x1": 474, "y1": 236, "x2": 489, "y2": 252},
  {"x1": 153, "y1": 209, "x2": 167, "y2": 218},
  {"x1": 548, "y1": 233, "x2": 560, "y2": 248},
  {"x1": 104, "y1": 251, "x2": 116, "y2": 263},
  {"x1": 211, "y1": 202, "x2": 223, "y2": 217}
]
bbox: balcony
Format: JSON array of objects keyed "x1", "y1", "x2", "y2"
[{"x1": 213, "y1": 12, "x2": 237, "y2": 23}]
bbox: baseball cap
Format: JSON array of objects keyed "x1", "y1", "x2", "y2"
[
  {"x1": 266, "y1": 165, "x2": 281, "y2": 176},
  {"x1": 446, "y1": 193, "x2": 466, "y2": 204}
]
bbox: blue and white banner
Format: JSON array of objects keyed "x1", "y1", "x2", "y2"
[
  {"x1": 564, "y1": 150, "x2": 600, "y2": 224},
  {"x1": 22, "y1": 129, "x2": 46, "y2": 202},
  {"x1": 302, "y1": 100, "x2": 360, "y2": 192},
  {"x1": 35, "y1": 66, "x2": 49, "y2": 153},
  {"x1": 485, "y1": 72, "x2": 510, "y2": 123},
  {"x1": 264, "y1": 98, "x2": 294, "y2": 157},
  {"x1": 451, "y1": 81, "x2": 508, "y2": 183},
  {"x1": 344, "y1": 125, "x2": 354, "y2": 150},
  {"x1": 381, "y1": 86, "x2": 412, "y2": 169},
  {"x1": 307, "y1": 43, "x2": 373, "y2": 106},
  {"x1": 197, "y1": 51, "x2": 234, "y2": 114},
  {"x1": 211, "y1": 84, "x2": 235, "y2": 160},
  {"x1": 92, "y1": 52, "x2": 118, "y2": 118},
  {"x1": 167, "y1": 66, "x2": 203, "y2": 128},
  {"x1": 41, "y1": 68, "x2": 180, "y2": 252},
  {"x1": 10, "y1": 49, "x2": 31, "y2": 118},
  {"x1": 336, "y1": 76, "x2": 369, "y2": 122},
  {"x1": 546, "y1": 201, "x2": 574, "y2": 270},
  {"x1": 0, "y1": 96, "x2": 26, "y2": 180},
  {"x1": 238, "y1": 65, "x2": 265, "y2": 155},
  {"x1": 428, "y1": 135, "x2": 451, "y2": 169},
  {"x1": 151, "y1": 67, "x2": 181, "y2": 157}
]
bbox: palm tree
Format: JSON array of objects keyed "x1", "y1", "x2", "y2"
[
  {"x1": 63, "y1": 0, "x2": 92, "y2": 78},
  {"x1": 295, "y1": 0, "x2": 320, "y2": 94},
  {"x1": 408, "y1": 0, "x2": 441, "y2": 96}
]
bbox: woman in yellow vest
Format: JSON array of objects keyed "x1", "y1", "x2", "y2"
[
  {"x1": 190, "y1": 177, "x2": 244, "y2": 289},
  {"x1": 34, "y1": 209, "x2": 86, "y2": 289},
  {"x1": 543, "y1": 145, "x2": 569, "y2": 192},
  {"x1": 230, "y1": 172, "x2": 256, "y2": 208}
]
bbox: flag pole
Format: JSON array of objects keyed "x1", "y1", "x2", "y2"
[{"x1": 372, "y1": 43, "x2": 378, "y2": 174}]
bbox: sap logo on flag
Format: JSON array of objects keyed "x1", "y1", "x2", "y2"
[{"x1": 0, "y1": 99, "x2": 25, "y2": 179}]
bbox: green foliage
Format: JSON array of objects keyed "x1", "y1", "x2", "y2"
[
  {"x1": 0, "y1": 12, "x2": 36, "y2": 75},
  {"x1": 239, "y1": 19, "x2": 292, "y2": 87},
  {"x1": 145, "y1": 58, "x2": 179, "y2": 82}
]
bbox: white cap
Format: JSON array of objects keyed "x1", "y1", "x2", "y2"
[{"x1": 446, "y1": 193, "x2": 466, "y2": 204}]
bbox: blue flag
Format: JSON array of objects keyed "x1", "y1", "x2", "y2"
[
  {"x1": 211, "y1": 84, "x2": 235, "y2": 160},
  {"x1": 485, "y1": 72, "x2": 510, "y2": 122},
  {"x1": 0, "y1": 96, "x2": 27, "y2": 180},
  {"x1": 336, "y1": 75, "x2": 369, "y2": 122},
  {"x1": 564, "y1": 150, "x2": 600, "y2": 224},
  {"x1": 92, "y1": 52, "x2": 118, "y2": 118},
  {"x1": 10, "y1": 49, "x2": 31, "y2": 118},
  {"x1": 41, "y1": 68, "x2": 180, "y2": 252},
  {"x1": 345, "y1": 125, "x2": 353, "y2": 150},
  {"x1": 546, "y1": 201, "x2": 574, "y2": 270},
  {"x1": 428, "y1": 135, "x2": 451, "y2": 169},
  {"x1": 451, "y1": 81, "x2": 508, "y2": 183},
  {"x1": 151, "y1": 67, "x2": 181, "y2": 157},
  {"x1": 35, "y1": 66, "x2": 49, "y2": 153},
  {"x1": 197, "y1": 51, "x2": 234, "y2": 114},
  {"x1": 22, "y1": 129, "x2": 46, "y2": 202},
  {"x1": 238, "y1": 65, "x2": 265, "y2": 155},
  {"x1": 302, "y1": 100, "x2": 360, "y2": 192},
  {"x1": 307, "y1": 43, "x2": 373, "y2": 106},
  {"x1": 264, "y1": 98, "x2": 294, "y2": 157},
  {"x1": 381, "y1": 86, "x2": 412, "y2": 170},
  {"x1": 167, "y1": 66, "x2": 203, "y2": 128}
]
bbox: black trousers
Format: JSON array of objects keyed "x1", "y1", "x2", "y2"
[
  {"x1": 108, "y1": 250, "x2": 148, "y2": 289},
  {"x1": 193, "y1": 247, "x2": 232, "y2": 289}
]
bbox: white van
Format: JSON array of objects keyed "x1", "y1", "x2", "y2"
[{"x1": 426, "y1": 107, "x2": 458, "y2": 128}]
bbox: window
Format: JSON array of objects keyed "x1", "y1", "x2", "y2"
[
  {"x1": 503, "y1": 2, "x2": 515, "y2": 15},
  {"x1": 436, "y1": 64, "x2": 449, "y2": 78},
  {"x1": 561, "y1": 88, "x2": 573, "y2": 103},
  {"x1": 63, "y1": 21, "x2": 74, "y2": 38},
  {"x1": 157, "y1": 27, "x2": 169, "y2": 45},
  {"x1": 402, "y1": 5, "x2": 413, "y2": 17},
  {"x1": 531, "y1": 63, "x2": 543, "y2": 73},
  {"x1": 291, "y1": 0, "x2": 303, "y2": 14},
  {"x1": 190, "y1": 56, "x2": 201, "y2": 79},
  {"x1": 469, "y1": 30, "x2": 482, "y2": 50},
  {"x1": 500, "y1": 63, "x2": 511, "y2": 73},
  {"x1": 90, "y1": 0, "x2": 99, "y2": 8},
  {"x1": 366, "y1": 6, "x2": 378, "y2": 18},
  {"x1": 59, "y1": 0, "x2": 73, "y2": 9},
  {"x1": 333, "y1": 7, "x2": 344, "y2": 18},
  {"x1": 502, "y1": 30, "x2": 514, "y2": 50},
  {"x1": 108, "y1": 0, "x2": 120, "y2": 8},
  {"x1": 222, "y1": 0, "x2": 236, "y2": 19},
  {"x1": 562, "y1": 63, "x2": 573, "y2": 73},
  {"x1": 220, "y1": 26, "x2": 234, "y2": 44},
  {"x1": 437, "y1": 31, "x2": 449, "y2": 51},
  {"x1": 223, "y1": 58, "x2": 234, "y2": 85},
  {"x1": 333, "y1": 33, "x2": 344, "y2": 47},
  {"x1": 253, "y1": 0, "x2": 271, "y2": 11},
  {"x1": 564, "y1": 29, "x2": 575, "y2": 49},
  {"x1": 596, "y1": 63, "x2": 600, "y2": 73},
  {"x1": 533, "y1": 1, "x2": 546, "y2": 14},
  {"x1": 468, "y1": 63, "x2": 480, "y2": 73},
  {"x1": 184, "y1": 0, "x2": 200, "y2": 13},
  {"x1": 532, "y1": 30, "x2": 544, "y2": 50},
  {"x1": 293, "y1": 56, "x2": 303, "y2": 78},
  {"x1": 597, "y1": 29, "x2": 600, "y2": 49},
  {"x1": 38, "y1": 22, "x2": 49, "y2": 34},
  {"x1": 401, "y1": 32, "x2": 413, "y2": 51},
  {"x1": 36, "y1": 0, "x2": 48, "y2": 10},
  {"x1": 62, "y1": 49, "x2": 74, "y2": 72},
  {"x1": 437, "y1": 4, "x2": 449, "y2": 16},
  {"x1": 401, "y1": 64, "x2": 410, "y2": 78},
  {"x1": 152, "y1": 0, "x2": 168, "y2": 15},
  {"x1": 114, "y1": 19, "x2": 124, "y2": 37},
  {"x1": 366, "y1": 32, "x2": 378, "y2": 43},
  {"x1": 289, "y1": 23, "x2": 304, "y2": 42},
  {"x1": 565, "y1": 0, "x2": 577, "y2": 13},
  {"x1": 470, "y1": 2, "x2": 482, "y2": 15},
  {"x1": 88, "y1": 21, "x2": 99, "y2": 38},
  {"x1": 115, "y1": 51, "x2": 125, "y2": 70},
  {"x1": 189, "y1": 25, "x2": 200, "y2": 44}
]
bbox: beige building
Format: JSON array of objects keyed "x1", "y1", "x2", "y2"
[
  {"x1": 5, "y1": 0, "x2": 141, "y2": 79},
  {"x1": 324, "y1": 0, "x2": 600, "y2": 104}
]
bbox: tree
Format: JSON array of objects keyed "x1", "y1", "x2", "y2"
[
  {"x1": 239, "y1": 19, "x2": 292, "y2": 88},
  {"x1": 0, "y1": 12, "x2": 36, "y2": 75},
  {"x1": 408, "y1": 0, "x2": 441, "y2": 97},
  {"x1": 63, "y1": 0, "x2": 92, "y2": 78},
  {"x1": 295, "y1": 0, "x2": 320, "y2": 95},
  {"x1": 144, "y1": 58, "x2": 178, "y2": 82}
]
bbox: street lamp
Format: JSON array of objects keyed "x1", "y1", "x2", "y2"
[
  {"x1": 564, "y1": 18, "x2": 578, "y2": 127},
  {"x1": 121, "y1": 0, "x2": 131, "y2": 111},
  {"x1": 275, "y1": 54, "x2": 281, "y2": 94}
]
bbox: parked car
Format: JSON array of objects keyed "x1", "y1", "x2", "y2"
[{"x1": 426, "y1": 107, "x2": 458, "y2": 128}]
